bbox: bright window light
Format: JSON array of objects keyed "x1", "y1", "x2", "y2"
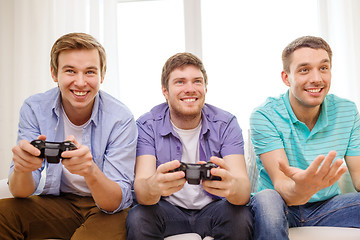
[
  {"x1": 117, "y1": 0, "x2": 319, "y2": 131},
  {"x1": 117, "y1": 0, "x2": 185, "y2": 119},
  {"x1": 202, "y1": 0, "x2": 319, "y2": 131}
]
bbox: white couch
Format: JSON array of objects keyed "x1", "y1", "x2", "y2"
[
  {"x1": 1, "y1": 178, "x2": 360, "y2": 240},
  {"x1": 1, "y1": 138, "x2": 360, "y2": 240}
]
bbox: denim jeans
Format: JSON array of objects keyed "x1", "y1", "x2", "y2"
[
  {"x1": 250, "y1": 189, "x2": 360, "y2": 240},
  {"x1": 126, "y1": 199, "x2": 253, "y2": 240}
]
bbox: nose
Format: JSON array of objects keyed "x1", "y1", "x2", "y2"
[
  {"x1": 310, "y1": 70, "x2": 322, "y2": 84},
  {"x1": 184, "y1": 81, "x2": 196, "y2": 93},
  {"x1": 74, "y1": 73, "x2": 87, "y2": 87}
]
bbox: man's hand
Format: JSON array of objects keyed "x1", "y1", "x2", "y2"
[
  {"x1": 12, "y1": 135, "x2": 46, "y2": 173},
  {"x1": 202, "y1": 155, "x2": 250, "y2": 205},
  {"x1": 9, "y1": 135, "x2": 47, "y2": 197},
  {"x1": 201, "y1": 157, "x2": 235, "y2": 197},
  {"x1": 149, "y1": 160, "x2": 186, "y2": 197},
  {"x1": 61, "y1": 135, "x2": 95, "y2": 177},
  {"x1": 279, "y1": 150, "x2": 347, "y2": 203}
]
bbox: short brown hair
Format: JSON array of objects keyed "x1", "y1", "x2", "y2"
[
  {"x1": 282, "y1": 36, "x2": 332, "y2": 73},
  {"x1": 161, "y1": 52, "x2": 208, "y2": 90},
  {"x1": 50, "y1": 32, "x2": 106, "y2": 78}
]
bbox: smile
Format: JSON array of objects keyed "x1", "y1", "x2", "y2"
[
  {"x1": 182, "y1": 98, "x2": 197, "y2": 102},
  {"x1": 306, "y1": 88, "x2": 321, "y2": 93},
  {"x1": 72, "y1": 90, "x2": 88, "y2": 96}
]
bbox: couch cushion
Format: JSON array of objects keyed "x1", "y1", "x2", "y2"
[
  {"x1": 0, "y1": 178, "x2": 12, "y2": 199},
  {"x1": 289, "y1": 226, "x2": 360, "y2": 240}
]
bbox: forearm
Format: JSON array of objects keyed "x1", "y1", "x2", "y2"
[
  {"x1": 225, "y1": 176, "x2": 251, "y2": 205},
  {"x1": 274, "y1": 179, "x2": 316, "y2": 206},
  {"x1": 9, "y1": 170, "x2": 36, "y2": 198},
  {"x1": 353, "y1": 178, "x2": 360, "y2": 192},
  {"x1": 134, "y1": 177, "x2": 162, "y2": 205},
  {"x1": 85, "y1": 165, "x2": 123, "y2": 212}
]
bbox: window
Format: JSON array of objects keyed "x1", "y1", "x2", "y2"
[
  {"x1": 117, "y1": 0, "x2": 185, "y2": 118},
  {"x1": 201, "y1": 0, "x2": 318, "y2": 130},
  {"x1": 117, "y1": 0, "x2": 318, "y2": 131}
]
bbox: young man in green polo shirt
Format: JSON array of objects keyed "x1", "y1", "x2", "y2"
[{"x1": 250, "y1": 36, "x2": 360, "y2": 240}]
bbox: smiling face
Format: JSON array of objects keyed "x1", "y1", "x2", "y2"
[
  {"x1": 282, "y1": 47, "x2": 331, "y2": 114},
  {"x1": 162, "y1": 65, "x2": 207, "y2": 129},
  {"x1": 51, "y1": 48, "x2": 103, "y2": 125}
]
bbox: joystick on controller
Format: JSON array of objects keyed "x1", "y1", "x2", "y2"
[
  {"x1": 31, "y1": 140, "x2": 77, "y2": 163},
  {"x1": 171, "y1": 162, "x2": 221, "y2": 185}
]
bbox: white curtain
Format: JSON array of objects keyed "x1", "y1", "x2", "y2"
[
  {"x1": 0, "y1": 0, "x2": 119, "y2": 179},
  {"x1": 318, "y1": 0, "x2": 360, "y2": 105},
  {"x1": 1, "y1": 0, "x2": 360, "y2": 179}
]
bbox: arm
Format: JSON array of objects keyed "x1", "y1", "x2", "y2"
[
  {"x1": 202, "y1": 154, "x2": 251, "y2": 205},
  {"x1": 344, "y1": 155, "x2": 360, "y2": 191},
  {"x1": 9, "y1": 136, "x2": 45, "y2": 197},
  {"x1": 260, "y1": 149, "x2": 347, "y2": 205},
  {"x1": 62, "y1": 136, "x2": 126, "y2": 212},
  {"x1": 133, "y1": 156, "x2": 186, "y2": 205}
]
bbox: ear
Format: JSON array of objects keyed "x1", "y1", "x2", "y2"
[
  {"x1": 51, "y1": 68, "x2": 58, "y2": 83},
  {"x1": 162, "y1": 86, "x2": 169, "y2": 101},
  {"x1": 100, "y1": 75, "x2": 105, "y2": 84},
  {"x1": 281, "y1": 71, "x2": 290, "y2": 87}
]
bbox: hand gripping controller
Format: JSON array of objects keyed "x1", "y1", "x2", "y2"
[
  {"x1": 31, "y1": 140, "x2": 77, "y2": 163},
  {"x1": 172, "y1": 162, "x2": 221, "y2": 185}
]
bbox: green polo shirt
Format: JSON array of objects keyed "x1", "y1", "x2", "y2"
[{"x1": 250, "y1": 91, "x2": 360, "y2": 202}]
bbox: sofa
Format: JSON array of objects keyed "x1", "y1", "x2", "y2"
[{"x1": 1, "y1": 137, "x2": 360, "y2": 239}]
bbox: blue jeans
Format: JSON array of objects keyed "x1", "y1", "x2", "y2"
[
  {"x1": 126, "y1": 199, "x2": 253, "y2": 240},
  {"x1": 250, "y1": 189, "x2": 360, "y2": 240}
]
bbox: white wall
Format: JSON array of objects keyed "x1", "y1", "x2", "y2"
[
  {"x1": 0, "y1": 0, "x2": 15, "y2": 179},
  {"x1": 1, "y1": 0, "x2": 360, "y2": 180},
  {"x1": 0, "y1": 0, "x2": 119, "y2": 179}
]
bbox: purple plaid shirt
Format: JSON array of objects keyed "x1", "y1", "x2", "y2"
[{"x1": 136, "y1": 103, "x2": 244, "y2": 167}]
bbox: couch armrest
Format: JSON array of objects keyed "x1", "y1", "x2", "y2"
[{"x1": 0, "y1": 178, "x2": 12, "y2": 199}]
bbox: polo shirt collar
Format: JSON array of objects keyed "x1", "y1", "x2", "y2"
[
  {"x1": 282, "y1": 90, "x2": 329, "y2": 131},
  {"x1": 283, "y1": 90, "x2": 299, "y2": 124}
]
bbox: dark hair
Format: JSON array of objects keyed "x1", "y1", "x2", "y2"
[
  {"x1": 161, "y1": 52, "x2": 208, "y2": 90},
  {"x1": 50, "y1": 32, "x2": 106, "y2": 77},
  {"x1": 282, "y1": 36, "x2": 332, "y2": 73}
]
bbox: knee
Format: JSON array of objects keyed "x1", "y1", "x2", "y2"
[
  {"x1": 229, "y1": 205, "x2": 253, "y2": 235},
  {"x1": 224, "y1": 202, "x2": 253, "y2": 224},
  {"x1": 251, "y1": 189, "x2": 286, "y2": 217},
  {"x1": 213, "y1": 200, "x2": 253, "y2": 227},
  {"x1": 212, "y1": 201, "x2": 253, "y2": 239},
  {"x1": 0, "y1": 198, "x2": 23, "y2": 217},
  {"x1": 126, "y1": 204, "x2": 158, "y2": 228}
]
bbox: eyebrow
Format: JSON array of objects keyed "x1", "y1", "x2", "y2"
[
  {"x1": 62, "y1": 65, "x2": 99, "y2": 70},
  {"x1": 296, "y1": 59, "x2": 330, "y2": 69}
]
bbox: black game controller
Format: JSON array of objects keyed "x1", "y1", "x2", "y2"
[
  {"x1": 172, "y1": 162, "x2": 221, "y2": 185},
  {"x1": 31, "y1": 140, "x2": 77, "y2": 163}
]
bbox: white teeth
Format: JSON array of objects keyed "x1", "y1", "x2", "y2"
[
  {"x1": 183, "y1": 98, "x2": 196, "y2": 102},
  {"x1": 73, "y1": 91, "x2": 87, "y2": 96},
  {"x1": 307, "y1": 89, "x2": 321, "y2": 93}
]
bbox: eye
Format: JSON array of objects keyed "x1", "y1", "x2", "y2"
[
  {"x1": 66, "y1": 69, "x2": 75, "y2": 74},
  {"x1": 86, "y1": 70, "x2": 96, "y2": 75},
  {"x1": 320, "y1": 66, "x2": 329, "y2": 71},
  {"x1": 299, "y1": 68, "x2": 308, "y2": 73}
]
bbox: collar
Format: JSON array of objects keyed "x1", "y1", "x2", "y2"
[
  {"x1": 282, "y1": 90, "x2": 328, "y2": 131},
  {"x1": 51, "y1": 88, "x2": 100, "y2": 127},
  {"x1": 157, "y1": 104, "x2": 211, "y2": 137}
]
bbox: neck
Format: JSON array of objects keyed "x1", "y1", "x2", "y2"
[
  {"x1": 290, "y1": 103, "x2": 321, "y2": 131},
  {"x1": 170, "y1": 112, "x2": 202, "y2": 130},
  {"x1": 63, "y1": 106, "x2": 93, "y2": 126}
]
